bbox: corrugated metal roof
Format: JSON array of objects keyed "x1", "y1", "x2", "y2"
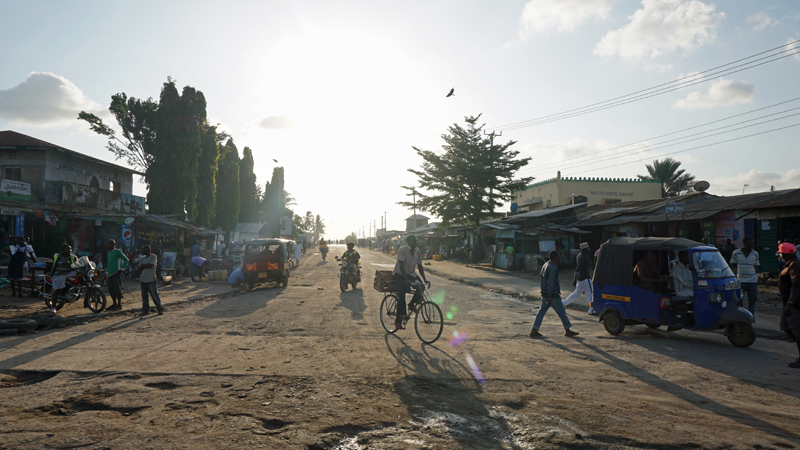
[
  {"x1": 405, "y1": 214, "x2": 429, "y2": 220},
  {"x1": 236, "y1": 222, "x2": 267, "y2": 234},
  {"x1": 732, "y1": 188, "x2": 800, "y2": 210},
  {"x1": 505, "y1": 203, "x2": 585, "y2": 220}
]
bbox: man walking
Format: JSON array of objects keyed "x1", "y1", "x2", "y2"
[
  {"x1": 731, "y1": 237, "x2": 760, "y2": 316},
  {"x1": 138, "y1": 245, "x2": 164, "y2": 316},
  {"x1": 105, "y1": 240, "x2": 128, "y2": 310},
  {"x1": 505, "y1": 242, "x2": 515, "y2": 271},
  {"x1": 563, "y1": 242, "x2": 595, "y2": 313},
  {"x1": 190, "y1": 240, "x2": 203, "y2": 282},
  {"x1": 295, "y1": 240, "x2": 303, "y2": 262},
  {"x1": 530, "y1": 251, "x2": 579, "y2": 338}
]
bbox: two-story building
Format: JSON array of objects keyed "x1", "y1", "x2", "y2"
[{"x1": 0, "y1": 130, "x2": 144, "y2": 256}]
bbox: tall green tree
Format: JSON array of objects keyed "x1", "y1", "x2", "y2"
[
  {"x1": 262, "y1": 167, "x2": 285, "y2": 237},
  {"x1": 315, "y1": 214, "x2": 326, "y2": 241},
  {"x1": 216, "y1": 160, "x2": 240, "y2": 231},
  {"x1": 195, "y1": 124, "x2": 222, "y2": 227},
  {"x1": 637, "y1": 157, "x2": 696, "y2": 198},
  {"x1": 400, "y1": 115, "x2": 533, "y2": 228},
  {"x1": 238, "y1": 146, "x2": 258, "y2": 222}
]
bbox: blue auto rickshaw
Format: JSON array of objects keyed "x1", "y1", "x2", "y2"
[{"x1": 592, "y1": 237, "x2": 755, "y2": 347}]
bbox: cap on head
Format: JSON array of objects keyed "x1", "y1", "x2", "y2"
[
  {"x1": 580, "y1": 242, "x2": 589, "y2": 249},
  {"x1": 779, "y1": 242, "x2": 796, "y2": 254}
]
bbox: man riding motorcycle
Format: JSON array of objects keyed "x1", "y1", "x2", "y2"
[
  {"x1": 319, "y1": 238, "x2": 329, "y2": 260},
  {"x1": 341, "y1": 242, "x2": 361, "y2": 281}
]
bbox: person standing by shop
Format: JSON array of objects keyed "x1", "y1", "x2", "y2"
[
  {"x1": 505, "y1": 243, "x2": 515, "y2": 271},
  {"x1": 138, "y1": 245, "x2": 163, "y2": 316},
  {"x1": 190, "y1": 240, "x2": 203, "y2": 282},
  {"x1": 530, "y1": 251, "x2": 579, "y2": 338},
  {"x1": 105, "y1": 240, "x2": 129, "y2": 310},
  {"x1": 49, "y1": 245, "x2": 77, "y2": 313},
  {"x1": 777, "y1": 243, "x2": 800, "y2": 368},
  {"x1": 563, "y1": 242, "x2": 595, "y2": 311},
  {"x1": 731, "y1": 237, "x2": 760, "y2": 316},
  {"x1": 8, "y1": 237, "x2": 36, "y2": 298}
]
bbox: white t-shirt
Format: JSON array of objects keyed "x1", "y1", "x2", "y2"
[
  {"x1": 394, "y1": 245, "x2": 422, "y2": 276},
  {"x1": 731, "y1": 248, "x2": 759, "y2": 283}
]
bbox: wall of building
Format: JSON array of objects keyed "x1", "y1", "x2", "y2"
[
  {"x1": 514, "y1": 175, "x2": 662, "y2": 211},
  {"x1": 0, "y1": 148, "x2": 47, "y2": 202},
  {"x1": 44, "y1": 149, "x2": 133, "y2": 194}
]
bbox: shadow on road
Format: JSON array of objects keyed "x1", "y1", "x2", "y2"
[
  {"x1": 0, "y1": 317, "x2": 144, "y2": 370},
  {"x1": 338, "y1": 289, "x2": 366, "y2": 320},
  {"x1": 384, "y1": 333, "x2": 523, "y2": 450},
  {"x1": 194, "y1": 288, "x2": 282, "y2": 319},
  {"x1": 544, "y1": 337, "x2": 800, "y2": 445}
]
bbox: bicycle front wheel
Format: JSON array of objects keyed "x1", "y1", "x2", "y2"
[
  {"x1": 414, "y1": 301, "x2": 443, "y2": 344},
  {"x1": 379, "y1": 294, "x2": 398, "y2": 333}
]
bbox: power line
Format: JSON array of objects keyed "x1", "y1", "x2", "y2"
[
  {"x1": 518, "y1": 99, "x2": 800, "y2": 175},
  {"x1": 491, "y1": 40, "x2": 800, "y2": 131},
  {"x1": 522, "y1": 111, "x2": 800, "y2": 179},
  {"x1": 566, "y1": 122, "x2": 800, "y2": 176}
]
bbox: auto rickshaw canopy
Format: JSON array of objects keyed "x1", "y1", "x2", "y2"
[
  {"x1": 594, "y1": 237, "x2": 705, "y2": 287},
  {"x1": 244, "y1": 239, "x2": 289, "y2": 263}
]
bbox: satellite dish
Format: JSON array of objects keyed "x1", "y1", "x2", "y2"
[{"x1": 693, "y1": 181, "x2": 710, "y2": 192}]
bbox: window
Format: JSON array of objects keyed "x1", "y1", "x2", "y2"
[
  {"x1": 3, "y1": 167, "x2": 22, "y2": 181},
  {"x1": 90, "y1": 177, "x2": 99, "y2": 188}
]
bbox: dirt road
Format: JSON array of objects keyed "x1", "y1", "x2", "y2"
[{"x1": 1, "y1": 245, "x2": 798, "y2": 449}]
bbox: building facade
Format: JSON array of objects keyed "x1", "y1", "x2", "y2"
[{"x1": 512, "y1": 171, "x2": 663, "y2": 212}]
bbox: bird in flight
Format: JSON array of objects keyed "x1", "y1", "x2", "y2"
[
  {"x1": 273, "y1": 159, "x2": 278, "y2": 163},
  {"x1": 446, "y1": 88, "x2": 454, "y2": 98}
]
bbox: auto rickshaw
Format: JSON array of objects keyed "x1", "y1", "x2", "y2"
[
  {"x1": 592, "y1": 237, "x2": 755, "y2": 347},
  {"x1": 241, "y1": 239, "x2": 290, "y2": 289}
]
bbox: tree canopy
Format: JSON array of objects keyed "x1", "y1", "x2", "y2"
[
  {"x1": 400, "y1": 115, "x2": 533, "y2": 227},
  {"x1": 637, "y1": 158, "x2": 696, "y2": 198}
]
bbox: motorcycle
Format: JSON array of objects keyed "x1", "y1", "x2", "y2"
[
  {"x1": 320, "y1": 247, "x2": 329, "y2": 261},
  {"x1": 40, "y1": 256, "x2": 107, "y2": 313},
  {"x1": 335, "y1": 256, "x2": 361, "y2": 292}
]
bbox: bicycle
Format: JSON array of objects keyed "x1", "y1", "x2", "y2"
[{"x1": 379, "y1": 280, "x2": 443, "y2": 344}]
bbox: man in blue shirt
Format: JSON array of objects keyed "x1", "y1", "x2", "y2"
[
  {"x1": 228, "y1": 268, "x2": 245, "y2": 287},
  {"x1": 530, "y1": 251, "x2": 579, "y2": 338},
  {"x1": 190, "y1": 240, "x2": 203, "y2": 282}
]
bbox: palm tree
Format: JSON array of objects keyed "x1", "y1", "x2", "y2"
[{"x1": 637, "y1": 158, "x2": 696, "y2": 198}]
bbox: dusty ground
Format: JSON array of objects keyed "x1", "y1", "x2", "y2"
[{"x1": 1, "y1": 245, "x2": 799, "y2": 449}]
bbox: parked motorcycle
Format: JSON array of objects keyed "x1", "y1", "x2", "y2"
[
  {"x1": 40, "y1": 257, "x2": 106, "y2": 313},
  {"x1": 335, "y1": 256, "x2": 361, "y2": 292}
]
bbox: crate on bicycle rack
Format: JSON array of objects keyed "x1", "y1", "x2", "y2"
[{"x1": 373, "y1": 270, "x2": 396, "y2": 292}]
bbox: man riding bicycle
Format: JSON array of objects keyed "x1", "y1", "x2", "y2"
[
  {"x1": 341, "y1": 242, "x2": 361, "y2": 281},
  {"x1": 393, "y1": 235, "x2": 430, "y2": 331}
]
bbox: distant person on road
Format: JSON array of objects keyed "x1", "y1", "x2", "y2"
[
  {"x1": 105, "y1": 239, "x2": 129, "y2": 310},
  {"x1": 530, "y1": 251, "x2": 579, "y2": 338},
  {"x1": 7, "y1": 237, "x2": 36, "y2": 298},
  {"x1": 295, "y1": 240, "x2": 303, "y2": 262},
  {"x1": 777, "y1": 242, "x2": 800, "y2": 368},
  {"x1": 731, "y1": 237, "x2": 759, "y2": 315},
  {"x1": 563, "y1": 242, "x2": 595, "y2": 312},
  {"x1": 342, "y1": 242, "x2": 362, "y2": 281},
  {"x1": 505, "y1": 243, "x2": 515, "y2": 271},
  {"x1": 191, "y1": 256, "x2": 209, "y2": 280},
  {"x1": 190, "y1": 240, "x2": 203, "y2": 282},
  {"x1": 393, "y1": 235, "x2": 430, "y2": 331},
  {"x1": 701, "y1": 237, "x2": 710, "y2": 246},
  {"x1": 138, "y1": 245, "x2": 164, "y2": 316},
  {"x1": 723, "y1": 238, "x2": 736, "y2": 263}
]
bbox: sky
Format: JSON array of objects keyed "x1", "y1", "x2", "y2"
[{"x1": 1, "y1": 0, "x2": 799, "y2": 239}]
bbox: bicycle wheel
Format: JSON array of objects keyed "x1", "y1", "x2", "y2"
[
  {"x1": 379, "y1": 294, "x2": 398, "y2": 333},
  {"x1": 415, "y1": 301, "x2": 443, "y2": 344}
]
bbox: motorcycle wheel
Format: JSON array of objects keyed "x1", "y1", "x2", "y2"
[
  {"x1": 47, "y1": 296, "x2": 65, "y2": 311},
  {"x1": 340, "y1": 275, "x2": 347, "y2": 292},
  {"x1": 351, "y1": 278, "x2": 358, "y2": 289},
  {"x1": 86, "y1": 288, "x2": 106, "y2": 313}
]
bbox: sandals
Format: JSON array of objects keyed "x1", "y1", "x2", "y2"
[{"x1": 789, "y1": 359, "x2": 800, "y2": 369}]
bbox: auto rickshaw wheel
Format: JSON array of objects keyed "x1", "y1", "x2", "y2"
[
  {"x1": 646, "y1": 323, "x2": 661, "y2": 330},
  {"x1": 603, "y1": 311, "x2": 625, "y2": 335},
  {"x1": 727, "y1": 322, "x2": 755, "y2": 348},
  {"x1": 282, "y1": 275, "x2": 288, "y2": 288}
]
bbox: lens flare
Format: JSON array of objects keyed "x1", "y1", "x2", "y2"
[
  {"x1": 430, "y1": 290, "x2": 445, "y2": 305},
  {"x1": 446, "y1": 312, "x2": 453, "y2": 320},
  {"x1": 465, "y1": 353, "x2": 485, "y2": 385},
  {"x1": 448, "y1": 330, "x2": 469, "y2": 347}
]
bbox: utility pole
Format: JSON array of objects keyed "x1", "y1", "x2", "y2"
[
  {"x1": 412, "y1": 188, "x2": 418, "y2": 232},
  {"x1": 383, "y1": 211, "x2": 387, "y2": 234},
  {"x1": 484, "y1": 130, "x2": 501, "y2": 213}
]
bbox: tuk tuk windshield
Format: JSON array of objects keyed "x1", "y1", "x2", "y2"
[{"x1": 692, "y1": 250, "x2": 735, "y2": 279}]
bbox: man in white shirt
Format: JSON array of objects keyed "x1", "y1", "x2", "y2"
[
  {"x1": 392, "y1": 235, "x2": 430, "y2": 331},
  {"x1": 138, "y1": 245, "x2": 164, "y2": 316},
  {"x1": 731, "y1": 237, "x2": 760, "y2": 315},
  {"x1": 671, "y1": 251, "x2": 694, "y2": 297}
]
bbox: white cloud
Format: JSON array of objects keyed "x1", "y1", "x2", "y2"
[
  {"x1": 522, "y1": 137, "x2": 620, "y2": 162},
  {"x1": 746, "y1": 11, "x2": 779, "y2": 31},
  {"x1": 594, "y1": 0, "x2": 725, "y2": 60},
  {"x1": 519, "y1": 0, "x2": 610, "y2": 37},
  {"x1": 257, "y1": 114, "x2": 294, "y2": 130},
  {"x1": 711, "y1": 169, "x2": 800, "y2": 195},
  {"x1": 789, "y1": 38, "x2": 800, "y2": 61},
  {"x1": 0, "y1": 72, "x2": 102, "y2": 126},
  {"x1": 675, "y1": 78, "x2": 755, "y2": 109}
]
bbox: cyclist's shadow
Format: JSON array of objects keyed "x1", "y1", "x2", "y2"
[{"x1": 384, "y1": 334, "x2": 522, "y2": 450}]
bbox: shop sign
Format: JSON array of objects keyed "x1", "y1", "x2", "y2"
[
  {"x1": 35, "y1": 210, "x2": 44, "y2": 218},
  {"x1": 665, "y1": 203, "x2": 685, "y2": 214},
  {"x1": 121, "y1": 226, "x2": 133, "y2": 246},
  {"x1": 0, "y1": 209, "x2": 21, "y2": 216},
  {"x1": 0, "y1": 179, "x2": 31, "y2": 203}
]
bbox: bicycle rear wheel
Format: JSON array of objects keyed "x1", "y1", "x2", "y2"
[
  {"x1": 379, "y1": 294, "x2": 398, "y2": 333},
  {"x1": 414, "y1": 301, "x2": 443, "y2": 344}
]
